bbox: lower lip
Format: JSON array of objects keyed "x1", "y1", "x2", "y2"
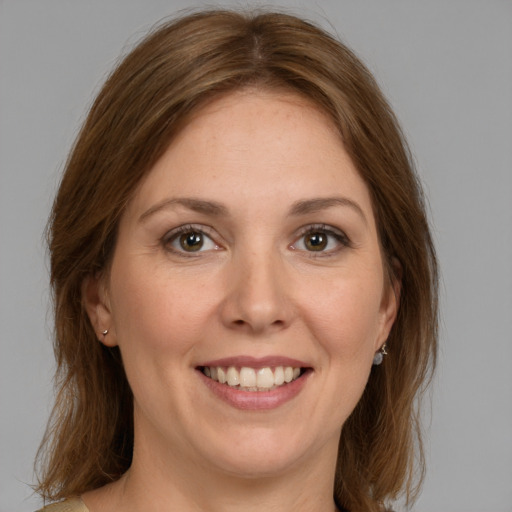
[{"x1": 197, "y1": 369, "x2": 310, "y2": 410}]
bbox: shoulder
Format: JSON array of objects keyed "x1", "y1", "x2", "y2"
[{"x1": 36, "y1": 498, "x2": 89, "y2": 512}]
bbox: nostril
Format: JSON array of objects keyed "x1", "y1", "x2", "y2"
[{"x1": 232, "y1": 318, "x2": 285, "y2": 329}]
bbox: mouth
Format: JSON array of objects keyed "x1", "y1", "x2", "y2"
[
  {"x1": 196, "y1": 357, "x2": 312, "y2": 410},
  {"x1": 198, "y1": 365, "x2": 307, "y2": 392}
]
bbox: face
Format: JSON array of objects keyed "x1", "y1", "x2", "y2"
[{"x1": 86, "y1": 90, "x2": 398, "y2": 481}]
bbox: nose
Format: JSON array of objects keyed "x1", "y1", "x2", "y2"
[{"x1": 219, "y1": 248, "x2": 294, "y2": 335}]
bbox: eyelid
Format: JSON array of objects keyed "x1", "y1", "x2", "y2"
[
  {"x1": 161, "y1": 224, "x2": 222, "y2": 255},
  {"x1": 291, "y1": 223, "x2": 352, "y2": 253}
]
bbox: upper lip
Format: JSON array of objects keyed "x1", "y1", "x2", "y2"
[{"x1": 198, "y1": 355, "x2": 311, "y2": 369}]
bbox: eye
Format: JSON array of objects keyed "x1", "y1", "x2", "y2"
[
  {"x1": 163, "y1": 225, "x2": 220, "y2": 254},
  {"x1": 291, "y1": 225, "x2": 350, "y2": 254},
  {"x1": 303, "y1": 231, "x2": 329, "y2": 251}
]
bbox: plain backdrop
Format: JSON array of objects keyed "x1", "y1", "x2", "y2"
[{"x1": 1, "y1": 1, "x2": 511, "y2": 511}]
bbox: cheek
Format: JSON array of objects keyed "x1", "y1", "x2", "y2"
[
  {"x1": 109, "y1": 260, "x2": 215, "y2": 358},
  {"x1": 107, "y1": 265, "x2": 218, "y2": 418},
  {"x1": 301, "y1": 271, "x2": 384, "y2": 360}
]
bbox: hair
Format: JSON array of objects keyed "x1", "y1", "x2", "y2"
[{"x1": 37, "y1": 9, "x2": 438, "y2": 512}]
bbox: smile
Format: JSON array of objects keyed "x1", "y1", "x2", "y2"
[
  {"x1": 197, "y1": 356, "x2": 311, "y2": 410},
  {"x1": 200, "y1": 366, "x2": 303, "y2": 391}
]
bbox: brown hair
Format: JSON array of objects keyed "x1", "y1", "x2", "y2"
[{"x1": 37, "y1": 9, "x2": 438, "y2": 512}]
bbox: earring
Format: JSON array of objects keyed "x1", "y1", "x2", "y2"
[
  {"x1": 373, "y1": 343, "x2": 388, "y2": 366},
  {"x1": 102, "y1": 329, "x2": 109, "y2": 336}
]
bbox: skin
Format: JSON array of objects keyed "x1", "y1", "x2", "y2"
[{"x1": 84, "y1": 90, "x2": 399, "y2": 512}]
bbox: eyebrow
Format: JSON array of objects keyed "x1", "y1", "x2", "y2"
[
  {"x1": 139, "y1": 195, "x2": 367, "y2": 224},
  {"x1": 289, "y1": 197, "x2": 367, "y2": 224},
  {"x1": 139, "y1": 197, "x2": 229, "y2": 222}
]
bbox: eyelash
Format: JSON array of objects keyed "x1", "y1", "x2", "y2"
[
  {"x1": 291, "y1": 224, "x2": 352, "y2": 256},
  {"x1": 161, "y1": 223, "x2": 351, "y2": 257},
  {"x1": 161, "y1": 224, "x2": 220, "y2": 257}
]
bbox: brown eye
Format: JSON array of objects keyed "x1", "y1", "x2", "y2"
[
  {"x1": 292, "y1": 225, "x2": 350, "y2": 254},
  {"x1": 165, "y1": 226, "x2": 219, "y2": 255},
  {"x1": 304, "y1": 232, "x2": 328, "y2": 251},
  {"x1": 179, "y1": 231, "x2": 204, "y2": 252}
]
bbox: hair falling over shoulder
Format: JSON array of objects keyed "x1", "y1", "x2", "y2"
[{"x1": 36, "y1": 9, "x2": 438, "y2": 512}]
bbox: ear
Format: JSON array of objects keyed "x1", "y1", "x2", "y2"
[
  {"x1": 375, "y1": 258, "x2": 402, "y2": 351},
  {"x1": 82, "y1": 273, "x2": 117, "y2": 347}
]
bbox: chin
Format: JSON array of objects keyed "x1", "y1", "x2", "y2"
[
  {"x1": 211, "y1": 446, "x2": 309, "y2": 479},
  {"x1": 193, "y1": 421, "x2": 335, "y2": 480}
]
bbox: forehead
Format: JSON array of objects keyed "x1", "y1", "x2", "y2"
[
  {"x1": 125, "y1": 89, "x2": 374, "y2": 223},
  {"x1": 180, "y1": 88, "x2": 342, "y2": 153}
]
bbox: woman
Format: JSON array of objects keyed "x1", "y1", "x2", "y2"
[{"x1": 36, "y1": 9, "x2": 438, "y2": 512}]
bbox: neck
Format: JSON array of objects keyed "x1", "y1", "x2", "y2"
[{"x1": 121, "y1": 462, "x2": 337, "y2": 512}]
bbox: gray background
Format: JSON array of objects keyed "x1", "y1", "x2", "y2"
[{"x1": 1, "y1": 1, "x2": 511, "y2": 511}]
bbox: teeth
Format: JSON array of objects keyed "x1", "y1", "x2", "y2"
[
  {"x1": 240, "y1": 367, "x2": 256, "y2": 387},
  {"x1": 256, "y1": 367, "x2": 274, "y2": 388},
  {"x1": 202, "y1": 365, "x2": 303, "y2": 391},
  {"x1": 274, "y1": 366, "x2": 285, "y2": 386},
  {"x1": 226, "y1": 367, "x2": 239, "y2": 386}
]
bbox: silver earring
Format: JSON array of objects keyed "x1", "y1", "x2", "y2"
[
  {"x1": 373, "y1": 343, "x2": 388, "y2": 365},
  {"x1": 102, "y1": 329, "x2": 109, "y2": 336}
]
